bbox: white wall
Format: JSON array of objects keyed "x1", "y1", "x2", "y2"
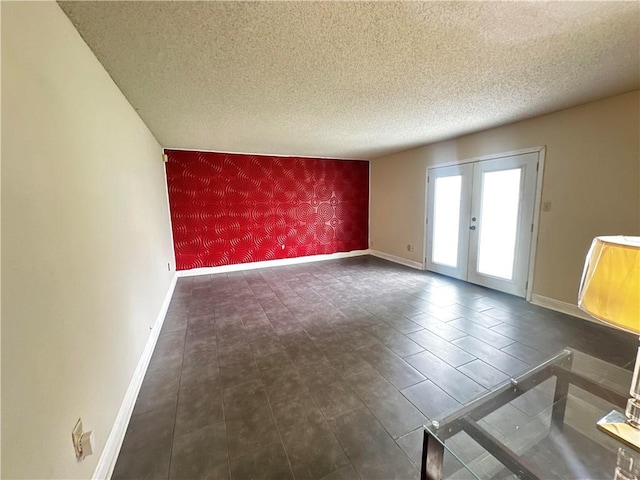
[
  {"x1": 370, "y1": 91, "x2": 640, "y2": 305},
  {"x1": 1, "y1": 2, "x2": 175, "y2": 478}
]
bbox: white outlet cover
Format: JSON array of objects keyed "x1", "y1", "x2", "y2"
[{"x1": 72, "y1": 419, "x2": 83, "y2": 457}]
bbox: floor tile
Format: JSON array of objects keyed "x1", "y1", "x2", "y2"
[
  {"x1": 367, "y1": 325, "x2": 425, "y2": 357},
  {"x1": 405, "y1": 350, "x2": 486, "y2": 404},
  {"x1": 366, "y1": 395, "x2": 427, "y2": 439},
  {"x1": 501, "y1": 342, "x2": 550, "y2": 365},
  {"x1": 281, "y1": 419, "x2": 349, "y2": 479},
  {"x1": 229, "y1": 441, "x2": 294, "y2": 480},
  {"x1": 133, "y1": 362, "x2": 181, "y2": 416},
  {"x1": 225, "y1": 412, "x2": 281, "y2": 459},
  {"x1": 328, "y1": 408, "x2": 398, "y2": 459},
  {"x1": 326, "y1": 350, "x2": 373, "y2": 378},
  {"x1": 401, "y1": 380, "x2": 461, "y2": 419},
  {"x1": 396, "y1": 428, "x2": 423, "y2": 469},
  {"x1": 112, "y1": 440, "x2": 172, "y2": 480},
  {"x1": 169, "y1": 424, "x2": 228, "y2": 480},
  {"x1": 447, "y1": 318, "x2": 514, "y2": 349},
  {"x1": 318, "y1": 464, "x2": 360, "y2": 480},
  {"x1": 457, "y1": 359, "x2": 510, "y2": 390},
  {"x1": 120, "y1": 405, "x2": 175, "y2": 454},
  {"x1": 358, "y1": 345, "x2": 426, "y2": 390},
  {"x1": 407, "y1": 330, "x2": 476, "y2": 367},
  {"x1": 346, "y1": 369, "x2": 402, "y2": 404},
  {"x1": 407, "y1": 316, "x2": 468, "y2": 341},
  {"x1": 175, "y1": 378, "x2": 223, "y2": 436},
  {"x1": 453, "y1": 336, "x2": 530, "y2": 376},
  {"x1": 308, "y1": 380, "x2": 365, "y2": 420}
]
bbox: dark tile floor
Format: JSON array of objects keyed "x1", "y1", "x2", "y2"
[{"x1": 112, "y1": 256, "x2": 636, "y2": 480}]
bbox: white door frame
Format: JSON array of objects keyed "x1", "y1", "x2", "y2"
[{"x1": 423, "y1": 146, "x2": 546, "y2": 302}]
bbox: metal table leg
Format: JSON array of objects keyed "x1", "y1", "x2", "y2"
[{"x1": 421, "y1": 428, "x2": 444, "y2": 480}]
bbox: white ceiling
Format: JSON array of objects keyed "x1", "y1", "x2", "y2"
[{"x1": 59, "y1": 1, "x2": 639, "y2": 159}]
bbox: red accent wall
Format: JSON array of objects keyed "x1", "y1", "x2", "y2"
[{"x1": 165, "y1": 150, "x2": 369, "y2": 270}]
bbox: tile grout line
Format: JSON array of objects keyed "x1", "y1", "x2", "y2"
[{"x1": 164, "y1": 284, "x2": 192, "y2": 480}]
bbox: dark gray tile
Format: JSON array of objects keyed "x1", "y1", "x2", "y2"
[
  {"x1": 319, "y1": 464, "x2": 360, "y2": 480},
  {"x1": 270, "y1": 392, "x2": 325, "y2": 437},
  {"x1": 162, "y1": 312, "x2": 188, "y2": 334},
  {"x1": 328, "y1": 408, "x2": 398, "y2": 459},
  {"x1": 175, "y1": 378, "x2": 223, "y2": 436},
  {"x1": 133, "y1": 362, "x2": 181, "y2": 415},
  {"x1": 255, "y1": 350, "x2": 294, "y2": 372},
  {"x1": 366, "y1": 395, "x2": 427, "y2": 439},
  {"x1": 407, "y1": 316, "x2": 467, "y2": 341},
  {"x1": 457, "y1": 359, "x2": 510, "y2": 390},
  {"x1": 296, "y1": 357, "x2": 343, "y2": 390},
  {"x1": 374, "y1": 314, "x2": 423, "y2": 335},
  {"x1": 112, "y1": 440, "x2": 171, "y2": 480},
  {"x1": 407, "y1": 330, "x2": 475, "y2": 367},
  {"x1": 345, "y1": 369, "x2": 399, "y2": 404},
  {"x1": 337, "y1": 327, "x2": 381, "y2": 350},
  {"x1": 282, "y1": 419, "x2": 349, "y2": 479},
  {"x1": 501, "y1": 342, "x2": 550, "y2": 365},
  {"x1": 358, "y1": 345, "x2": 426, "y2": 390},
  {"x1": 350, "y1": 443, "x2": 419, "y2": 480},
  {"x1": 250, "y1": 335, "x2": 285, "y2": 357},
  {"x1": 121, "y1": 406, "x2": 175, "y2": 454},
  {"x1": 223, "y1": 385, "x2": 271, "y2": 422},
  {"x1": 229, "y1": 441, "x2": 294, "y2": 480},
  {"x1": 447, "y1": 318, "x2": 515, "y2": 349},
  {"x1": 180, "y1": 361, "x2": 220, "y2": 387},
  {"x1": 326, "y1": 350, "x2": 373, "y2": 378},
  {"x1": 220, "y1": 357, "x2": 260, "y2": 388},
  {"x1": 169, "y1": 424, "x2": 228, "y2": 480},
  {"x1": 453, "y1": 336, "x2": 530, "y2": 376},
  {"x1": 367, "y1": 325, "x2": 424, "y2": 357},
  {"x1": 261, "y1": 365, "x2": 309, "y2": 404},
  {"x1": 401, "y1": 380, "x2": 461, "y2": 419},
  {"x1": 225, "y1": 411, "x2": 281, "y2": 459},
  {"x1": 396, "y1": 428, "x2": 423, "y2": 469},
  {"x1": 405, "y1": 351, "x2": 486, "y2": 404},
  {"x1": 308, "y1": 380, "x2": 365, "y2": 420}
]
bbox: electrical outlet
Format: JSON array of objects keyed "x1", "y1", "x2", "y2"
[
  {"x1": 72, "y1": 418, "x2": 95, "y2": 459},
  {"x1": 543, "y1": 202, "x2": 552, "y2": 212},
  {"x1": 407, "y1": 244, "x2": 415, "y2": 252}
]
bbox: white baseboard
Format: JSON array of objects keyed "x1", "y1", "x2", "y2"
[
  {"x1": 93, "y1": 273, "x2": 178, "y2": 480},
  {"x1": 530, "y1": 294, "x2": 599, "y2": 324},
  {"x1": 176, "y1": 250, "x2": 370, "y2": 277},
  {"x1": 369, "y1": 250, "x2": 424, "y2": 270}
]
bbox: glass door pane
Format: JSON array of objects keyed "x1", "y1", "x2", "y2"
[
  {"x1": 432, "y1": 175, "x2": 462, "y2": 267},
  {"x1": 467, "y1": 152, "x2": 539, "y2": 297},
  {"x1": 426, "y1": 163, "x2": 472, "y2": 280},
  {"x1": 476, "y1": 168, "x2": 522, "y2": 279}
]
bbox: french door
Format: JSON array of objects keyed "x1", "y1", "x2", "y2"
[{"x1": 425, "y1": 152, "x2": 539, "y2": 297}]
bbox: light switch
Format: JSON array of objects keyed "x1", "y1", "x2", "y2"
[{"x1": 543, "y1": 202, "x2": 552, "y2": 212}]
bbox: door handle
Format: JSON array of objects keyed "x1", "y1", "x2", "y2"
[{"x1": 469, "y1": 226, "x2": 476, "y2": 230}]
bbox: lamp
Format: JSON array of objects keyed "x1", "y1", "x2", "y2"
[{"x1": 578, "y1": 236, "x2": 640, "y2": 451}]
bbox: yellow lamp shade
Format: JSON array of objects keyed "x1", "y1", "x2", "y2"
[{"x1": 578, "y1": 236, "x2": 640, "y2": 334}]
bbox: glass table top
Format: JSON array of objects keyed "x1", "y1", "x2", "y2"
[{"x1": 424, "y1": 348, "x2": 640, "y2": 480}]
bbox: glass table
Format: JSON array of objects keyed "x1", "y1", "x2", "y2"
[{"x1": 421, "y1": 348, "x2": 640, "y2": 480}]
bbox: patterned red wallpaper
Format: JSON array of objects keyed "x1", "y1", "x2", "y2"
[{"x1": 165, "y1": 150, "x2": 369, "y2": 270}]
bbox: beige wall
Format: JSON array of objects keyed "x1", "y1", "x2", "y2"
[
  {"x1": 370, "y1": 90, "x2": 640, "y2": 304},
  {"x1": 1, "y1": 2, "x2": 175, "y2": 478}
]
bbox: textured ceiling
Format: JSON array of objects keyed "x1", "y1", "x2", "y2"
[{"x1": 58, "y1": 1, "x2": 639, "y2": 159}]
